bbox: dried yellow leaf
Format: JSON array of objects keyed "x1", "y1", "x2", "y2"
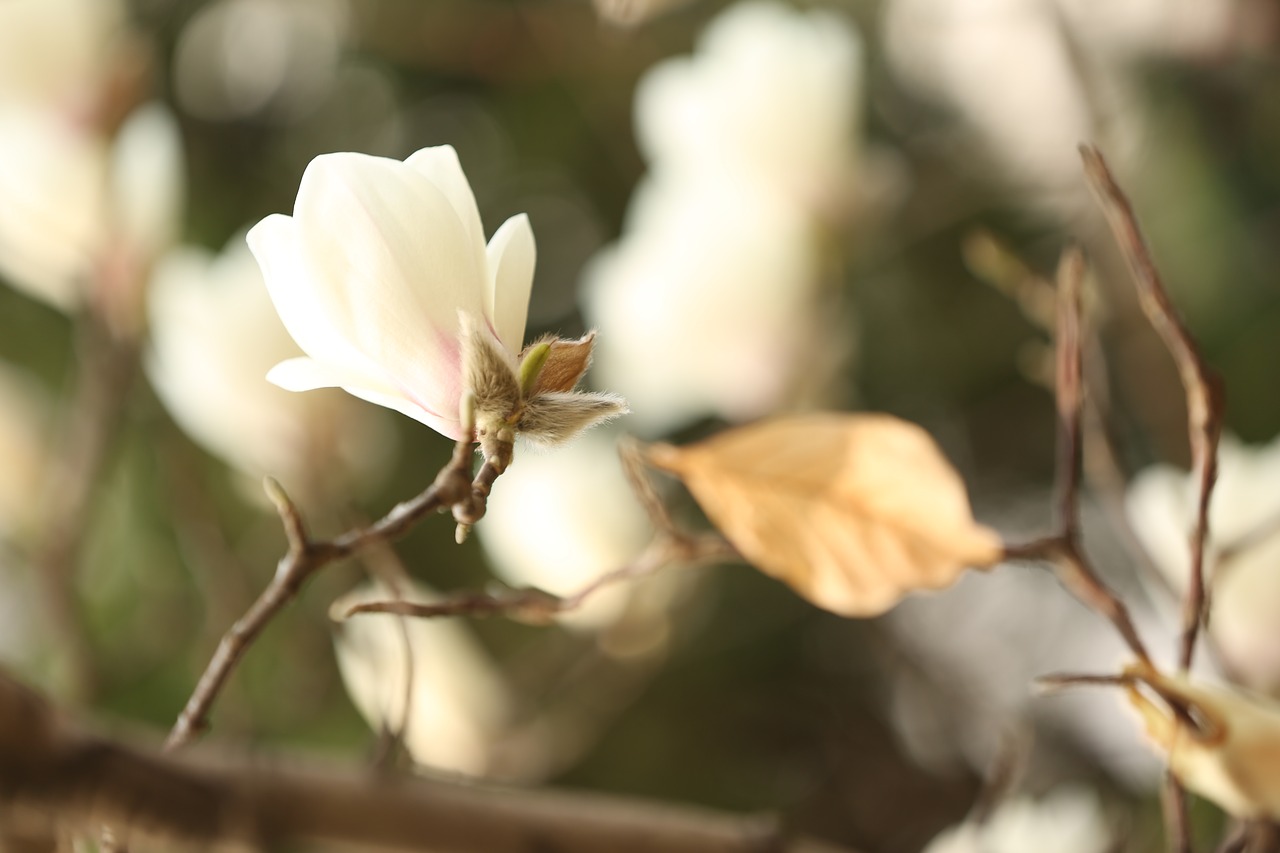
[
  {"x1": 648, "y1": 413, "x2": 1003, "y2": 616},
  {"x1": 1127, "y1": 664, "x2": 1280, "y2": 820}
]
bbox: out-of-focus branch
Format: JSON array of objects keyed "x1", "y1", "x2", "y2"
[
  {"x1": 35, "y1": 314, "x2": 140, "y2": 703},
  {"x1": 164, "y1": 426, "x2": 490, "y2": 752},
  {"x1": 1002, "y1": 244, "x2": 1151, "y2": 667},
  {"x1": 0, "y1": 670, "x2": 856, "y2": 853},
  {"x1": 1080, "y1": 145, "x2": 1225, "y2": 675},
  {"x1": 1054, "y1": 247, "x2": 1086, "y2": 539}
]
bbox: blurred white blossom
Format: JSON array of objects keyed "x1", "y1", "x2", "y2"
[
  {"x1": 248, "y1": 145, "x2": 536, "y2": 441},
  {"x1": 0, "y1": 0, "x2": 127, "y2": 108},
  {"x1": 634, "y1": 0, "x2": 861, "y2": 212},
  {"x1": 882, "y1": 0, "x2": 1236, "y2": 205},
  {"x1": 147, "y1": 236, "x2": 391, "y2": 493},
  {"x1": 923, "y1": 789, "x2": 1111, "y2": 853},
  {"x1": 586, "y1": 179, "x2": 822, "y2": 433},
  {"x1": 478, "y1": 430, "x2": 652, "y2": 630},
  {"x1": 1127, "y1": 434, "x2": 1280, "y2": 692},
  {"x1": 0, "y1": 0, "x2": 183, "y2": 321},
  {"x1": 174, "y1": 0, "x2": 349, "y2": 122},
  {"x1": 887, "y1": 558, "x2": 1163, "y2": 787},
  {"x1": 0, "y1": 363, "x2": 50, "y2": 541},
  {"x1": 333, "y1": 581, "x2": 510, "y2": 776},
  {"x1": 586, "y1": 1, "x2": 862, "y2": 433}
]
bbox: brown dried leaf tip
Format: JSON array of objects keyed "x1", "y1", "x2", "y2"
[
  {"x1": 1127, "y1": 663, "x2": 1280, "y2": 820},
  {"x1": 462, "y1": 317, "x2": 627, "y2": 469},
  {"x1": 646, "y1": 412, "x2": 1004, "y2": 617}
]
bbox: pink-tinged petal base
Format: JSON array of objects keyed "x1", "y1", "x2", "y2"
[{"x1": 268, "y1": 357, "x2": 464, "y2": 440}]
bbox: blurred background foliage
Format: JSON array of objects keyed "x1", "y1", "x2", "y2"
[{"x1": 1, "y1": 0, "x2": 1279, "y2": 850}]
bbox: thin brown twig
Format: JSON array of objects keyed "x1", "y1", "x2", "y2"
[
  {"x1": 163, "y1": 432, "x2": 482, "y2": 752},
  {"x1": 343, "y1": 533, "x2": 736, "y2": 624},
  {"x1": 1054, "y1": 246, "x2": 1086, "y2": 539},
  {"x1": 1080, "y1": 145, "x2": 1224, "y2": 674},
  {"x1": 1163, "y1": 771, "x2": 1193, "y2": 853},
  {"x1": 1001, "y1": 243, "x2": 1151, "y2": 665}
]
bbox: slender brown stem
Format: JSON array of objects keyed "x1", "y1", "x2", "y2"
[
  {"x1": 1163, "y1": 770, "x2": 1193, "y2": 853},
  {"x1": 345, "y1": 533, "x2": 736, "y2": 624},
  {"x1": 164, "y1": 435, "x2": 478, "y2": 752},
  {"x1": 1004, "y1": 536, "x2": 1150, "y2": 665},
  {"x1": 1080, "y1": 145, "x2": 1224, "y2": 674},
  {"x1": 1054, "y1": 246, "x2": 1086, "y2": 540}
]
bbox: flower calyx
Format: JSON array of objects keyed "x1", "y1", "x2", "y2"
[{"x1": 460, "y1": 315, "x2": 627, "y2": 471}]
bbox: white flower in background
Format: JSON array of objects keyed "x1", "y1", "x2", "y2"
[
  {"x1": 635, "y1": 0, "x2": 861, "y2": 211},
  {"x1": 478, "y1": 429, "x2": 652, "y2": 629},
  {"x1": 333, "y1": 581, "x2": 510, "y2": 776},
  {"x1": 883, "y1": 0, "x2": 1117, "y2": 202},
  {"x1": 0, "y1": 363, "x2": 50, "y2": 541},
  {"x1": 0, "y1": 0, "x2": 126, "y2": 108},
  {"x1": 887, "y1": 553, "x2": 1164, "y2": 787},
  {"x1": 1127, "y1": 434, "x2": 1280, "y2": 692},
  {"x1": 585, "y1": 178, "x2": 821, "y2": 433},
  {"x1": 585, "y1": 1, "x2": 861, "y2": 433},
  {"x1": 923, "y1": 789, "x2": 1111, "y2": 853},
  {"x1": 882, "y1": 0, "x2": 1234, "y2": 205},
  {"x1": 147, "y1": 236, "x2": 391, "y2": 492},
  {"x1": 0, "y1": 0, "x2": 183, "y2": 321},
  {"x1": 249, "y1": 145, "x2": 625, "y2": 458},
  {"x1": 174, "y1": 0, "x2": 349, "y2": 122}
]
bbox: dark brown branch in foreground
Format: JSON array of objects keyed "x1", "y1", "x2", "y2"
[
  {"x1": 344, "y1": 533, "x2": 736, "y2": 623},
  {"x1": 0, "y1": 671, "x2": 853, "y2": 853},
  {"x1": 164, "y1": 432, "x2": 485, "y2": 752},
  {"x1": 1080, "y1": 145, "x2": 1224, "y2": 674}
]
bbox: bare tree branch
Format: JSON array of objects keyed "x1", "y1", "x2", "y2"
[
  {"x1": 1080, "y1": 145, "x2": 1225, "y2": 674},
  {"x1": 164, "y1": 431, "x2": 481, "y2": 752},
  {"x1": 343, "y1": 533, "x2": 735, "y2": 624},
  {"x1": 0, "y1": 671, "x2": 857, "y2": 853}
]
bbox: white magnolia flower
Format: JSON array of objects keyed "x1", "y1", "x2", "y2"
[
  {"x1": 635, "y1": 0, "x2": 862, "y2": 211},
  {"x1": 0, "y1": 0, "x2": 183, "y2": 318},
  {"x1": 478, "y1": 429, "x2": 652, "y2": 629},
  {"x1": 583, "y1": 1, "x2": 860, "y2": 432},
  {"x1": 174, "y1": 0, "x2": 349, "y2": 122},
  {"x1": 333, "y1": 581, "x2": 510, "y2": 775},
  {"x1": 924, "y1": 789, "x2": 1111, "y2": 853},
  {"x1": 147, "y1": 236, "x2": 390, "y2": 492},
  {"x1": 1127, "y1": 434, "x2": 1280, "y2": 692},
  {"x1": 249, "y1": 145, "x2": 624, "y2": 458},
  {"x1": 585, "y1": 176, "x2": 822, "y2": 433},
  {"x1": 0, "y1": 0, "x2": 126, "y2": 108}
]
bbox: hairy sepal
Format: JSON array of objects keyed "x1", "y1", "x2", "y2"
[{"x1": 519, "y1": 391, "x2": 629, "y2": 447}]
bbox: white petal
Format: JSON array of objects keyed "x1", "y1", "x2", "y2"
[
  {"x1": 110, "y1": 102, "x2": 185, "y2": 260},
  {"x1": 267, "y1": 357, "x2": 463, "y2": 440},
  {"x1": 0, "y1": 108, "x2": 105, "y2": 308},
  {"x1": 485, "y1": 213, "x2": 535, "y2": 353},
  {"x1": 333, "y1": 580, "x2": 511, "y2": 775},
  {"x1": 247, "y1": 213, "x2": 366, "y2": 368},
  {"x1": 404, "y1": 145, "x2": 486, "y2": 265},
  {"x1": 291, "y1": 152, "x2": 482, "y2": 414}
]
